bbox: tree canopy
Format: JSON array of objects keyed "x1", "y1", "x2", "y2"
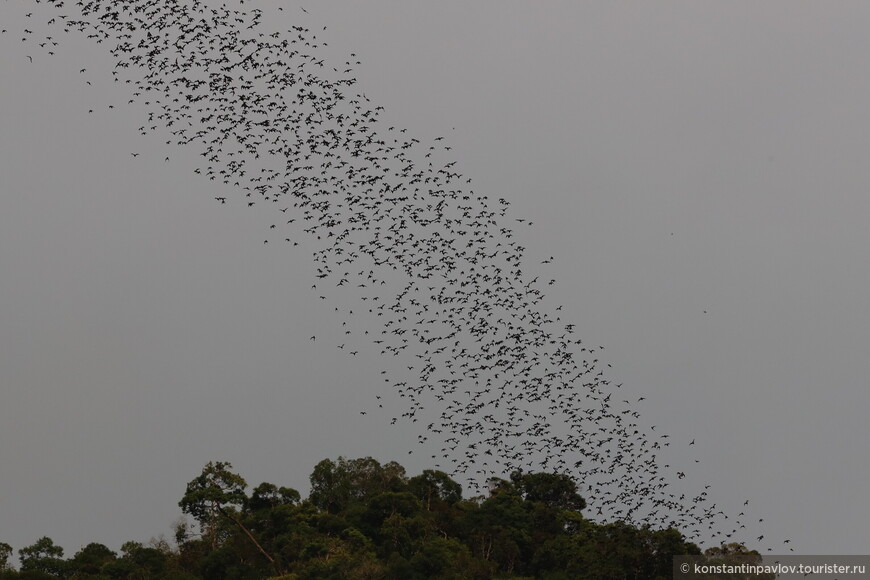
[{"x1": 0, "y1": 456, "x2": 765, "y2": 580}]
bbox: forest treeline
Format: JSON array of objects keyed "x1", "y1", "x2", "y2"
[{"x1": 0, "y1": 457, "x2": 767, "y2": 580}]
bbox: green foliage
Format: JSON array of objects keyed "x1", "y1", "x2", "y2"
[
  {"x1": 408, "y1": 470, "x2": 463, "y2": 509},
  {"x1": 696, "y1": 543, "x2": 774, "y2": 580},
  {"x1": 179, "y1": 461, "x2": 248, "y2": 545},
  {"x1": 104, "y1": 542, "x2": 171, "y2": 579},
  {"x1": 69, "y1": 542, "x2": 116, "y2": 576},
  {"x1": 308, "y1": 457, "x2": 407, "y2": 514},
  {"x1": 18, "y1": 537, "x2": 66, "y2": 578},
  {"x1": 8, "y1": 457, "x2": 749, "y2": 580},
  {"x1": 510, "y1": 471, "x2": 586, "y2": 512},
  {"x1": 248, "y1": 483, "x2": 300, "y2": 513},
  {"x1": 18, "y1": 538, "x2": 63, "y2": 564},
  {"x1": 0, "y1": 543, "x2": 13, "y2": 573}
]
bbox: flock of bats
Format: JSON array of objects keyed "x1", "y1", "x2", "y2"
[{"x1": 3, "y1": 0, "x2": 790, "y2": 551}]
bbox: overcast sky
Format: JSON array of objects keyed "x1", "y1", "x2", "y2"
[{"x1": 2, "y1": 0, "x2": 869, "y2": 559}]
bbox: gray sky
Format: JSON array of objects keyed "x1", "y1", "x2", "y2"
[{"x1": 2, "y1": 0, "x2": 869, "y2": 558}]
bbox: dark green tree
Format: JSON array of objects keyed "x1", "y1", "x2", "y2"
[
  {"x1": 247, "y1": 483, "x2": 300, "y2": 513},
  {"x1": 308, "y1": 457, "x2": 407, "y2": 514},
  {"x1": 68, "y1": 542, "x2": 115, "y2": 576},
  {"x1": 18, "y1": 537, "x2": 66, "y2": 578},
  {"x1": 100, "y1": 541, "x2": 173, "y2": 579},
  {"x1": 461, "y1": 482, "x2": 533, "y2": 575},
  {"x1": 408, "y1": 470, "x2": 462, "y2": 510},
  {"x1": 408, "y1": 537, "x2": 483, "y2": 580},
  {"x1": 179, "y1": 461, "x2": 277, "y2": 572},
  {"x1": 0, "y1": 543, "x2": 13, "y2": 573},
  {"x1": 699, "y1": 543, "x2": 774, "y2": 580},
  {"x1": 510, "y1": 471, "x2": 586, "y2": 512}
]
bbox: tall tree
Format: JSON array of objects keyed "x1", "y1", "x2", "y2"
[
  {"x1": 510, "y1": 470, "x2": 586, "y2": 512},
  {"x1": 179, "y1": 461, "x2": 277, "y2": 570},
  {"x1": 308, "y1": 457, "x2": 408, "y2": 514},
  {"x1": 0, "y1": 543, "x2": 12, "y2": 573},
  {"x1": 408, "y1": 470, "x2": 462, "y2": 510},
  {"x1": 18, "y1": 537, "x2": 66, "y2": 577},
  {"x1": 69, "y1": 542, "x2": 116, "y2": 576}
]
